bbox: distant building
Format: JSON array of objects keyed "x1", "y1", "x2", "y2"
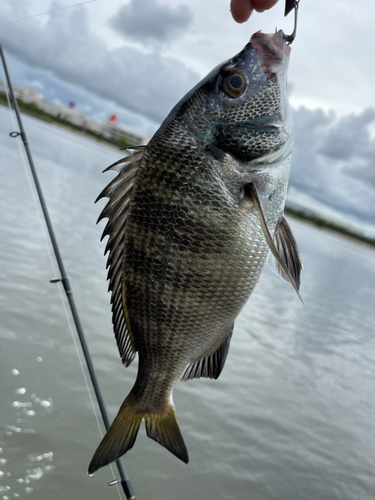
[
  {"x1": 0, "y1": 79, "x2": 144, "y2": 145},
  {"x1": 84, "y1": 118, "x2": 103, "y2": 135},
  {"x1": 0, "y1": 79, "x2": 43, "y2": 103},
  {"x1": 22, "y1": 88, "x2": 43, "y2": 103},
  {"x1": 101, "y1": 119, "x2": 143, "y2": 145},
  {"x1": 58, "y1": 107, "x2": 91, "y2": 128}
]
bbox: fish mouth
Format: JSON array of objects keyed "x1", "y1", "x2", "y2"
[{"x1": 250, "y1": 30, "x2": 290, "y2": 75}]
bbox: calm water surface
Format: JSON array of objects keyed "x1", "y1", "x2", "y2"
[{"x1": 1, "y1": 106, "x2": 375, "y2": 500}]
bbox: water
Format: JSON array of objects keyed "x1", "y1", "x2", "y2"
[{"x1": 1, "y1": 104, "x2": 375, "y2": 500}]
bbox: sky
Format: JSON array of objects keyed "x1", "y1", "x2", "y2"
[{"x1": 0, "y1": 0, "x2": 375, "y2": 230}]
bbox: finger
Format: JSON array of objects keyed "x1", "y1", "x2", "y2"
[
  {"x1": 252, "y1": 0, "x2": 279, "y2": 13},
  {"x1": 230, "y1": 0, "x2": 254, "y2": 23}
]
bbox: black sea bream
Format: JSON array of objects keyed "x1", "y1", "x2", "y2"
[{"x1": 89, "y1": 30, "x2": 302, "y2": 474}]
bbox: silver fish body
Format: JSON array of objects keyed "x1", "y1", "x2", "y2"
[{"x1": 89, "y1": 30, "x2": 302, "y2": 473}]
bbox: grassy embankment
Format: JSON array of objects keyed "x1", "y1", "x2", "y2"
[
  {"x1": 285, "y1": 207, "x2": 375, "y2": 249},
  {"x1": 1, "y1": 91, "x2": 374, "y2": 249},
  {"x1": 0, "y1": 91, "x2": 133, "y2": 149}
]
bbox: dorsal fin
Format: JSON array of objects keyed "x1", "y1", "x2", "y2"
[
  {"x1": 245, "y1": 183, "x2": 303, "y2": 304},
  {"x1": 181, "y1": 326, "x2": 233, "y2": 381},
  {"x1": 96, "y1": 147, "x2": 146, "y2": 366}
]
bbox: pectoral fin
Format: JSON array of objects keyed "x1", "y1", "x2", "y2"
[
  {"x1": 272, "y1": 215, "x2": 303, "y2": 290},
  {"x1": 245, "y1": 183, "x2": 303, "y2": 304}
]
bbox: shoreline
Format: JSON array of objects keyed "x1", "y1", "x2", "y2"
[
  {"x1": 0, "y1": 94, "x2": 134, "y2": 149},
  {"x1": 1, "y1": 97, "x2": 373, "y2": 250},
  {"x1": 285, "y1": 207, "x2": 375, "y2": 250}
]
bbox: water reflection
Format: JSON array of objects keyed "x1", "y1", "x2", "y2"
[{"x1": 1, "y1": 106, "x2": 375, "y2": 499}]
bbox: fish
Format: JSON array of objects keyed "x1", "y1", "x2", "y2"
[{"x1": 88, "y1": 29, "x2": 302, "y2": 474}]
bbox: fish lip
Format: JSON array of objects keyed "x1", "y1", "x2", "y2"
[{"x1": 250, "y1": 30, "x2": 290, "y2": 75}]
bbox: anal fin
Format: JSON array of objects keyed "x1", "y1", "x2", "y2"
[{"x1": 182, "y1": 326, "x2": 233, "y2": 381}]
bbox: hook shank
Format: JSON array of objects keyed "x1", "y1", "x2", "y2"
[{"x1": 283, "y1": 0, "x2": 300, "y2": 44}]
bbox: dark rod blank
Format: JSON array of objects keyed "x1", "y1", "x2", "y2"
[{"x1": 0, "y1": 43, "x2": 136, "y2": 500}]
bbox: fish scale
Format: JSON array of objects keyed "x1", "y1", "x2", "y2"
[
  {"x1": 89, "y1": 30, "x2": 302, "y2": 473},
  {"x1": 126, "y1": 131, "x2": 269, "y2": 393}
]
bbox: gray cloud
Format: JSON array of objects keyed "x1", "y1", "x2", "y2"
[
  {"x1": 1, "y1": 2, "x2": 198, "y2": 123},
  {"x1": 2, "y1": 1, "x2": 374, "y2": 228},
  {"x1": 3, "y1": 53, "x2": 159, "y2": 136},
  {"x1": 290, "y1": 107, "x2": 375, "y2": 224},
  {"x1": 319, "y1": 109, "x2": 375, "y2": 188},
  {"x1": 109, "y1": 0, "x2": 194, "y2": 47},
  {"x1": 318, "y1": 109, "x2": 375, "y2": 163}
]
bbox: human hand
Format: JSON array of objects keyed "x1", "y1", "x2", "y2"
[{"x1": 230, "y1": 0, "x2": 279, "y2": 23}]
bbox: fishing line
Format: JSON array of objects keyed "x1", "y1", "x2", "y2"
[
  {"x1": 0, "y1": 0, "x2": 99, "y2": 27},
  {"x1": 0, "y1": 66, "x2": 107, "y2": 441},
  {"x1": 0, "y1": 49, "x2": 114, "y2": 471},
  {"x1": 1, "y1": 66, "x2": 104, "y2": 438},
  {"x1": 54, "y1": 280, "x2": 124, "y2": 500},
  {"x1": 0, "y1": 45, "x2": 135, "y2": 500},
  {"x1": 1, "y1": 64, "x2": 61, "y2": 279},
  {"x1": 1, "y1": 51, "x2": 124, "y2": 500}
]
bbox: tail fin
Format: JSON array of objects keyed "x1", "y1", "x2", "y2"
[
  {"x1": 145, "y1": 403, "x2": 189, "y2": 464},
  {"x1": 88, "y1": 392, "x2": 188, "y2": 474}
]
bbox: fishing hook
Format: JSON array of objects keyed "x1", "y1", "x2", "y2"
[{"x1": 283, "y1": 0, "x2": 300, "y2": 44}]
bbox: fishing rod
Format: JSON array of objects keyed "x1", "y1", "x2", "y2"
[{"x1": 0, "y1": 43, "x2": 136, "y2": 500}]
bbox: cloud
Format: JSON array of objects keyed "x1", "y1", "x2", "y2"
[
  {"x1": 318, "y1": 109, "x2": 375, "y2": 188},
  {"x1": 0, "y1": 1, "x2": 199, "y2": 123},
  {"x1": 290, "y1": 107, "x2": 375, "y2": 224},
  {"x1": 1, "y1": 0, "x2": 374, "y2": 227},
  {"x1": 3, "y1": 52, "x2": 160, "y2": 136},
  {"x1": 109, "y1": 0, "x2": 194, "y2": 47},
  {"x1": 318, "y1": 108, "x2": 375, "y2": 163}
]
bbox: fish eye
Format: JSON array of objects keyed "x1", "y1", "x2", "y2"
[{"x1": 221, "y1": 70, "x2": 247, "y2": 98}]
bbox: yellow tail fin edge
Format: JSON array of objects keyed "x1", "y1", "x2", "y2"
[{"x1": 88, "y1": 393, "x2": 188, "y2": 474}]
